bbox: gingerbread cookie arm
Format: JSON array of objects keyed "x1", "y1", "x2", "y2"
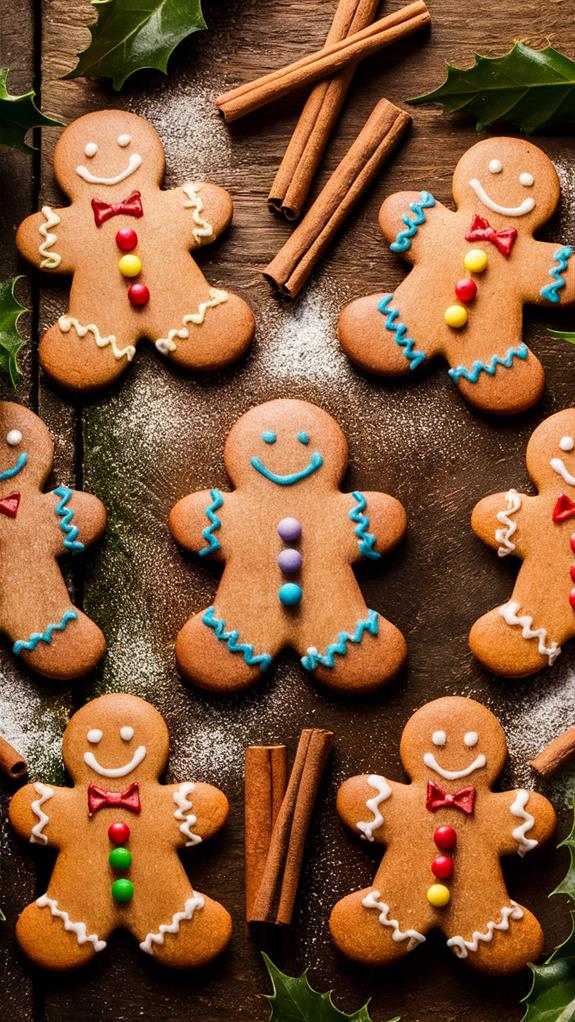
[
  {"x1": 46, "y1": 488, "x2": 107, "y2": 553},
  {"x1": 524, "y1": 240, "x2": 575, "y2": 307},
  {"x1": 16, "y1": 207, "x2": 76, "y2": 273},
  {"x1": 10, "y1": 782, "x2": 70, "y2": 848},
  {"x1": 171, "y1": 182, "x2": 233, "y2": 250},
  {"x1": 169, "y1": 781, "x2": 229, "y2": 847},
  {"x1": 346, "y1": 491, "x2": 407, "y2": 563},
  {"x1": 169, "y1": 488, "x2": 231, "y2": 560},
  {"x1": 379, "y1": 190, "x2": 444, "y2": 263},
  {"x1": 337, "y1": 774, "x2": 403, "y2": 844},
  {"x1": 471, "y1": 491, "x2": 532, "y2": 558},
  {"x1": 491, "y1": 789, "x2": 556, "y2": 857}
]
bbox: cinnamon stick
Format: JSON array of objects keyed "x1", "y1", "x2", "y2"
[
  {"x1": 0, "y1": 735, "x2": 27, "y2": 779},
  {"x1": 269, "y1": 0, "x2": 380, "y2": 221},
  {"x1": 264, "y1": 98, "x2": 411, "y2": 297},
  {"x1": 245, "y1": 745, "x2": 288, "y2": 921},
  {"x1": 216, "y1": 1, "x2": 431, "y2": 123},
  {"x1": 530, "y1": 726, "x2": 575, "y2": 778},
  {"x1": 250, "y1": 728, "x2": 333, "y2": 926}
]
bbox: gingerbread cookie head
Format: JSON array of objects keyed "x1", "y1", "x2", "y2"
[
  {"x1": 54, "y1": 110, "x2": 165, "y2": 200},
  {"x1": 0, "y1": 401, "x2": 53, "y2": 489},
  {"x1": 62, "y1": 694, "x2": 169, "y2": 785},
  {"x1": 224, "y1": 398, "x2": 348, "y2": 492},
  {"x1": 399, "y1": 696, "x2": 507, "y2": 788},
  {"x1": 452, "y1": 136, "x2": 560, "y2": 233},
  {"x1": 525, "y1": 407, "x2": 575, "y2": 492}
]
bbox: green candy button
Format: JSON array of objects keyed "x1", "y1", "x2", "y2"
[
  {"x1": 109, "y1": 846, "x2": 132, "y2": 871},
  {"x1": 111, "y1": 878, "x2": 134, "y2": 903}
]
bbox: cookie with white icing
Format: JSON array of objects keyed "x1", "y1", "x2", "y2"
[
  {"x1": 330, "y1": 696, "x2": 555, "y2": 974},
  {"x1": 338, "y1": 136, "x2": 574, "y2": 414},
  {"x1": 9, "y1": 693, "x2": 231, "y2": 970},
  {"x1": 16, "y1": 110, "x2": 255, "y2": 392}
]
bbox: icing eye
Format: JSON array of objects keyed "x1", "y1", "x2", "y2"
[
  {"x1": 464, "y1": 731, "x2": 478, "y2": 747},
  {"x1": 262, "y1": 431, "x2": 277, "y2": 444},
  {"x1": 84, "y1": 142, "x2": 98, "y2": 158},
  {"x1": 298, "y1": 432, "x2": 310, "y2": 445},
  {"x1": 117, "y1": 134, "x2": 131, "y2": 147},
  {"x1": 6, "y1": 429, "x2": 22, "y2": 446},
  {"x1": 120, "y1": 726, "x2": 134, "y2": 741},
  {"x1": 87, "y1": 729, "x2": 103, "y2": 744},
  {"x1": 432, "y1": 730, "x2": 446, "y2": 747},
  {"x1": 489, "y1": 159, "x2": 502, "y2": 174},
  {"x1": 560, "y1": 436, "x2": 574, "y2": 452},
  {"x1": 519, "y1": 172, "x2": 534, "y2": 187}
]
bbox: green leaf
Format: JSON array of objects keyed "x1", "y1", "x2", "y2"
[
  {"x1": 0, "y1": 277, "x2": 28, "y2": 389},
  {"x1": 549, "y1": 329, "x2": 575, "y2": 348},
  {"x1": 262, "y1": 953, "x2": 400, "y2": 1022},
  {"x1": 0, "y1": 69, "x2": 62, "y2": 153},
  {"x1": 66, "y1": 0, "x2": 207, "y2": 91},
  {"x1": 407, "y1": 42, "x2": 575, "y2": 133}
]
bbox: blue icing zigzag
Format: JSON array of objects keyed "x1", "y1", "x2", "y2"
[
  {"x1": 301, "y1": 609, "x2": 379, "y2": 671},
  {"x1": 52, "y1": 485, "x2": 84, "y2": 553},
  {"x1": 202, "y1": 607, "x2": 272, "y2": 671},
  {"x1": 13, "y1": 610, "x2": 78, "y2": 655},
  {"x1": 349, "y1": 491, "x2": 381, "y2": 560},
  {"x1": 378, "y1": 294, "x2": 426, "y2": 370},
  {"x1": 198, "y1": 488, "x2": 223, "y2": 557},
  {"x1": 540, "y1": 245, "x2": 573, "y2": 303},
  {"x1": 448, "y1": 343, "x2": 529, "y2": 385},
  {"x1": 390, "y1": 191, "x2": 436, "y2": 253}
]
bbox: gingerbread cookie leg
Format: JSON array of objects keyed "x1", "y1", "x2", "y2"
[
  {"x1": 330, "y1": 887, "x2": 429, "y2": 965},
  {"x1": 16, "y1": 895, "x2": 109, "y2": 970},
  {"x1": 40, "y1": 316, "x2": 135, "y2": 392},
  {"x1": 446, "y1": 902, "x2": 543, "y2": 975},
  {"x1": 448, "y1": 337, "x2": 544, "y2": 415},
  {"x1": 469, "y1": 603, "x2": 560, "y2": 678},
  {"x1": 135, "y1": 888, "x2": 232, "y2": 968},
  {"x1": 175, "y1": 605, "x2": 277, "y2": 691},
  {"x1": 338, "y1": 292, "x2": 431, "y2": 376},
  {"x1": 12, "y1": 604, "x2": 105, "y2": 681},
  {"x1": 298, "y1": 607, "x2": 406, "y2": 692},
  {"x1": 156, "y1": 290, "x2": 255, "y2": 372}
]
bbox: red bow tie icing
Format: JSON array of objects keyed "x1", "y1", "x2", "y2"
[
  {"x1": 91, "y1": 190, "x2": 143, "y2": 227},
  {"x1": 426, "y1": 780, "x2": 476, "y2": 815},
  {"x1": 88, "y1": 781, "x2": 141, "y2": 815},
  {"x1": 553, "y1": 494, "x2": 575, "y2": 523},
  {"x1": 465, "y1": 214, "x2": 517, "y2": 257},
  {"x1": 0, "y1": 492, "x2": 20, "y2": 518}
]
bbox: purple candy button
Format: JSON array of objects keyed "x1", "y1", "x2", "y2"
[
  {"x1": 278, "y1": 548, "x2": 302, "y2": 574},
  {"x1": 277, "y1": 517, "x2": 302, "y2": 542}
]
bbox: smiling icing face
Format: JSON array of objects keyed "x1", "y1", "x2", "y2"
[
  {"x1": 0, "y1": 401, "x2": 53, "y2": 489},
  {"x1": 526, "y1": 409, "x2": 575, "y2": 492},
  {"x1": 423, "y1": 728, "x2": 486, "y2": 780}
]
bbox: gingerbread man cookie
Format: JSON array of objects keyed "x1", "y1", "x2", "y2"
[
  {"x1": 330, "y1": 697, "x2": 555, "y2": 974},
  {"x1": 0, "y1": 401, "x2": 105, "y2": 680},
  {"x1": 470, "y1": 408, "x2": 575, "y2": 677},
  {"x1": 16, "y1": 110, "x2": 255, "y2": 391},
  {"x1": 169, "y1": 398, "x2": 407, "y2": 693},
  {"x1": 339, "y1": 137, "x2": 574, "y2": 414},
  {"x1": 10, "y1": 693, "x2": 231, "y2": 969}
]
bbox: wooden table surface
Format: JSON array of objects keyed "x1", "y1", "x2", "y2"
[{"x1": 1, "y1": 0, "x2": 575, "y2": 1019}]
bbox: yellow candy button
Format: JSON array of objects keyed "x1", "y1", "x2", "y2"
[
  {"x1": 444, "y1": 304, "x2": 468, "y2": 328},
  {"x1": 118, "y1": 254, "x2": 142, "y2": 278},
  {"x1": 427, "y1": 883, "x2": 451, "y2": 907},
  {"x1": 464, "y1": 249, "x2": 488, "y2": 273}
]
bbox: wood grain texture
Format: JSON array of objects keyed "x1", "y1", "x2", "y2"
[{"x1": 1, "y1": 0, "x2": 575, "y2": 1019}]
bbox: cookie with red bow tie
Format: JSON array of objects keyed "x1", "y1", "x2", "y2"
[
  {"x1": 9, "y1": 693, "x2": 231, "y2": 969},
  {"x1": 338, "y1": 137, "x2": 574, "y2": 414},
  {"x1": 330, "y1": 696, "x2": 555, "y2": 974},
  {"x1": 16, "y1": 110, "x2": 255, "y2": 392},
  {"x1": 0, "y1": 401, "x2": 106, "y2": 679},
  {"x1": 471, "y1": 408, "x2": 575, "y2": 676}
]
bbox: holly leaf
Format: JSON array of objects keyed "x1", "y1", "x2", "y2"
[
  {"x1": 407, "y1": 42, "x2": 575, "y2": 133},
  {"x1": 262, "y1": 953, "x2": 399, "y2": 1022},
  {"x1": 66, "y1": 0, "x2": 207, "y2": 91},
  {"x1": 0, "y1": 69, "x2": 62, "y2": 153},
  {"x1": 0, "y1": 277, "x2": 28, "y2": 389},
  {"x1": 549, "y1": 329, "x2": 575, "y2": 349}
]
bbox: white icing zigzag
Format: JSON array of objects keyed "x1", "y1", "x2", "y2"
[
  {"x1": 510, "y1": 790, "x2": 538, "y2": 857},
  {"x1": 36, "y1": 894, "x2": 107, "y2": 951},
  {"x1": 499, "y1": 601, "x2": 561, "y2": 665},
  {"x1": 30, "y1": 782, "x2": 54, "y2": 845},
  {"x1": 357, "y1": 775, "x2": 392, "y2": 842},
  {"x1": 173, "y1": 782, "x2": 202, "y2": 846},
  {"x1": 140, "y1": 893, "x2": 205, "y2": 954},
  {"x1": 362, "y1": 890, "x2": 425, "y2": 950},
  {"x1": 38, "y1": 206, "x2": 62, "y2": 269},
  {"x1": 446, "y1": 901, "x2": 524, "y2": 959},
  {"x1": 58, "y1": 316, "x2": 136, "y2": 362},
  {"x1": 495, "y1": 489, "x2": 522, "y2": 557},
  {"x1": 182, "y1": 183, "x2": 214, "y2": 244},
  {"x1": 155, "y1": 289, "x2": 229, "y2": 354}
]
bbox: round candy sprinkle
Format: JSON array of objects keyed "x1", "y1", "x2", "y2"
[
  {"x1": 434, "y1": 825, "x2": 457, "y2": 851},
  {"x1": 128, "y1": 283, "x2": 150, "y2": 307},
  {"x1": 278, "y1": 582, "x2": 302, "y2": 607},
  {"x1": 570, "y1": 565, "x2": 575, "y2": 583},
  {"x1": 277, "y1": 548, "x2": 302, "y2": 574},
  {"x1": 444, "y1": 304, "x2": 468, "y2": 329},
  {"x1": 426, "y1": 883, "x2": 451, "y2": 907},
  {"x1": 109, "y1": 846, "x2": 132, "y2": 871},
  {"x1": 455, "y1": 278, "x2": 477, "y2": 303},
  {"x1": 570, "y1": 589, "x2": 575, "y2": 610},
  {"x1": 116, "y1": 228, "x2": 138, "y2": 252},
  {"x1": 108, "y1": 821, "x2": 130, "y2": 844},
  {"x1": 571, "y1": 533, "x2": 575, "y2": 554},
  {"x1": 464, "y1": 249, "x2": 488, "y2": 273},
  {"x1": 111, "y1": 878, "x2": 134, "y2": 902},
  {"x1": 118, "y1": 254, "x2": 142, "y2": 278},
  {"x1": 431, "y1": 854, "x2": 453, "y2": 880},
  {"x1": 277, "y1": 517, "x2": 302, "y2": 542}
]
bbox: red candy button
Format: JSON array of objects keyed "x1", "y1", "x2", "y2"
[
  {"x1": 571, "y1": 533, "x2": 575, "y2": 554},
  {"x1": 116, "y1": 228, "x2": 138, "y2": 252},
  {"x1": 570, "y1": 589, "x2": 575, "y2": 609},
  {"x1": 431, "y1": 854, "x2": 454, "y2": 879},
  {"x1": 455, "y1": 278, "x2": 477, "y2": 303},
  {"x1": 434, "y1": 825, "x2": 457, "y2": 851},
  {"x1": 570, "y1": 565, "x2": 575, "y2": 583},
  {"x1": 128, "y1": 283, "x2": 150, "y2": 307},
  {"x1": 108, "y1": 821, "x2": 130, "y2": 844}
]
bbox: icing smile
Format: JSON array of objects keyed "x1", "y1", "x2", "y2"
[
  {"x1": 250, "y1": 451, "x2": 323, "y2": 486},
  {"x1": 83, "y1": 746, "x2": 147, "y2": 778},
  {"x1": 0, "y1": 451, "x2": 28, "y2": 482},
  {"x1": 469, "y1": 179, "x2": 535, "y2": 218},
  {"x1": 75, "y1": 153, "x2": 142, "y2": 186},
  {"x1": 423, "y1": 751, "x2": 486, "y2": 780},
  {"x1": 550, "y1": 457, "x2": 575, "y2": 486}
]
